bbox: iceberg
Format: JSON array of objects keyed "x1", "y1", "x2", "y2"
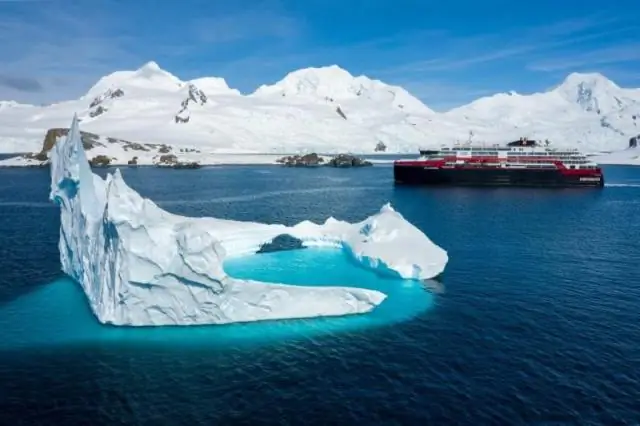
[{"x1": 49, "y1": 115, "x2": 448, "y2": 326}]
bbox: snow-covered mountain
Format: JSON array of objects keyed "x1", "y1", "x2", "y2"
[
  {"x1": 0, "y1": 62, "x2": 639, "y2": 166},
  {"x1": 445, "y1": 72, "x2": 640, "y2": 152},
  {"x1": 253, "y1": 64, "x2": 434, "y2": 115}
]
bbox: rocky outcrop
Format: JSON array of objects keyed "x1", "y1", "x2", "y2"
[
  {"x1": 8, "y1": 125, "x2": 202, "y2": 167},
  {"x1": 375, "y1": 141, "x2": 387, "y2": 152},
  {"x1": 20, "y1": 128, "x2": 107, "y2": 165},
  {"x1": 175, "y1": 83, "x2": 207, "y2": 124},
  {"x1": 600, "y1": 117, "x2": 625, "y2": 136},
  {"x1": 87, "y1": 88, "x2": 124, "y2": 119},
  {"x1": 631, "y1": 135, "x2": 638, "y2": 148},
  {"x1": 172, "y1": 162, "x2": 201, "y2": 169},
  {"x1": 327, "y1": 154, "x2": 372, "y2": 167},
  {"x1": 276, "y1": 153, "x2": 371, "y2": 168},
  {"x1": 89, "y1": 155, "x2": 112, "y2": 167},
  {"x1": 122, "y1": 142, "x2": 150, "y2": 152},
  {"x1": 187, "y1": 83, "x2": 207, "y2": 105},
  {"x1": 89, "y1": 88, "x2": 124, "y2": 108},
  {"x1": 277, "y1": 153, "x2": 325, "y2": 167},
  {"x1": 157, "y1": 154, "x2": 178, "y2": 165},
  {"x1": 154, "y1": 153, "x2": 200, "y2": 168},
  {"x1": 336, "y1": 106, "x2": 347, "y2": 120},
  {"x1": 89, "y1": 105, "x2": 108, "y2": 118},
  {"x1": 42, "y1": 128, "x2": 104, "y2": 153},
  {"x1": 175, "y1": 103, "x2": 190, "y2": 123},
  {"x1": 23, "y1": 151, "x2": 49, "y2": 162}
]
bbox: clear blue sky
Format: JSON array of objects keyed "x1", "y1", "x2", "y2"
[{"x1": 0, "y1": 0, "x2": 638, "y2": 110}]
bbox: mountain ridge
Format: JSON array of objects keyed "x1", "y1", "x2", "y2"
[{"x1": 0, "y1": 62, "x2": 638, "y2": 161}]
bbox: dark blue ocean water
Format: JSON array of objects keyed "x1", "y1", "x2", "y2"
[{"x1": 1, "y1": 163, "x2": 640, "y2": 425}]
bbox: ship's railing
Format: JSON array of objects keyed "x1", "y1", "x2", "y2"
[{"x1": 432, "y1": 146, "x2": 585, "y2": 155}]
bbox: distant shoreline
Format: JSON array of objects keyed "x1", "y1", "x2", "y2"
[
  {"x1": 0, "y1": 152, "x2": 404, "y2": 168},
  {"x1": 1, "y1": 150, "x2": 638, "y2": 167}
]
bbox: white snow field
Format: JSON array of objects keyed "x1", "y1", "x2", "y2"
[
  {"x1": 1, "y1": 62, "x2": 639, "y2": 166},
  {"x1": 49, "y1": 115, "x2": 448, "y2": 326}
]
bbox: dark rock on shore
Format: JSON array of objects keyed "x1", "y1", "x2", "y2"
[
  {"x1": 89, "y1": 155, "x2": 112, "y2": 167},
  {"x1": 24, "y1": 151, "x2": 49, "y2": 162},
  {"x1": 172, "y1": 162, "x2": 201, "y2": 169},
  {"x1": 42, "y1": 128, "x2": 103, "y2": 153},
  {"x1": 327, "y1": 154, "x2": 372, "y2": 167},
  {"x1": 276, "y1": 153, "x2": 372, "y2": 168},
  {"x1": 155, "y1": 154, "x2": 201, "y2": 168},
  {"x1": 277, "y1": 153, "x2": 325, "y2": 167},
  {"x1": 157, "y1": 154, "x2": 178, "y2": 165}
]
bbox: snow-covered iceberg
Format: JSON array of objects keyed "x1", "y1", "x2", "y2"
[{"x1": 49, "y1": 115, "x2": 448, "y2": 326}]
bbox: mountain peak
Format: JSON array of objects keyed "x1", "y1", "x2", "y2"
[
  {"x1": 554, "y1": 72, "x2": 623, "y2": 113},
  {"x1": 132, "y1": 60, "x2": 180, "y2": 82},
  {"x1": 284, "y1": 65, "x2": 355, "y2": 81},
  {"x1": 251, "y1": 64, "x2": 433, "y2": 114},
  {"x1": 84, "y1": 61, "x2": 182, "y2": 98},
  {"x1": 137, "y1": 61, "x2": 161, "y2": 72},
  {"x1": 558, "y1": 72, "x2": 618, "y2": 90},
  {"x1": 253, "y1": 64, "x2": 357, "y2": 97}
]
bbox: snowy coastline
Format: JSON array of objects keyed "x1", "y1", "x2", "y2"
[{"x1": 1, "y1": 62, "x2": 639, "y2": 167}]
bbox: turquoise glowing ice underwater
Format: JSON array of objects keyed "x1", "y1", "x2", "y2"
[{"x1": 0, "y1": 247, "x2": 436, "y2": 350}]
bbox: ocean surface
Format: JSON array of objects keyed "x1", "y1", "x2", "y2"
[{"x1": 1, "y1": 163, "x2": 639, "y2": 425}]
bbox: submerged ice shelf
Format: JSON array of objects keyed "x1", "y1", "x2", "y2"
[
  {"x1": 0, "y1": 250, "x2": 438, "y2": 351},
  {"x1": 49, "y1": 115, "x2": 448, "y2": 326}
]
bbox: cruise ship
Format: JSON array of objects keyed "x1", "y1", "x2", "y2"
[{"x1": 393, "y1": 138, "x2": 604, "y2": 188}]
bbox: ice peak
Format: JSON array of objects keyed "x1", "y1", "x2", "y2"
[
  {"x1": 284, "y1": 65, "x2": 356, "y2": 81},
  {"x1": 380, "y1": 203, "x2": 396, "y2": 213},
  {"x1": 253, "y1": 64, "x2": 360, "y2": 98},
  {"x1": 560, "y1": 72, "x2": 617, "y2": 88},
  {"x1": 137, "y1": 61, "x2": 161, "y2": 72},
  {"x1": 132, "y1": 60, "x2": 180, "y2": 82},
  {"x1": 85, "y1": 60, "x2": 182, "y2": 98},
  {"x1": 555, "y1": 72, "x2": 623, "y2": 113},
  {"x1": 251, "y1": 64, "x2": 434, "y2": 113}
]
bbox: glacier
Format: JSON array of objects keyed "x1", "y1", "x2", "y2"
[{"x1": 49, "y1": 115, "x2": 448, "y2": 326}]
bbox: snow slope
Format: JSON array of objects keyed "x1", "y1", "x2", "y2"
[
  {"x1": 1, "y1": 62, "x2": 639, "y2": 164},
  {"x1": 50, "y1": 115, "x2": 448, "y2": 326},
  {"x1": 443, "y1": 73, "x2": 640, "y2": 154}
]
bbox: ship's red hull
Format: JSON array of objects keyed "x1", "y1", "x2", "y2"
[{"x1": 393, "y1": 162, "x2": 604, "y2": 188}]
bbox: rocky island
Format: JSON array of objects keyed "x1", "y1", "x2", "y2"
[{"x1": 276, "y1": 153, "x2": 372, "y2": 167}]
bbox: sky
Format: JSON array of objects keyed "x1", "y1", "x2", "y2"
[{"x1": 0, "y1": 0, "x2": 638, "y2": 111}]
